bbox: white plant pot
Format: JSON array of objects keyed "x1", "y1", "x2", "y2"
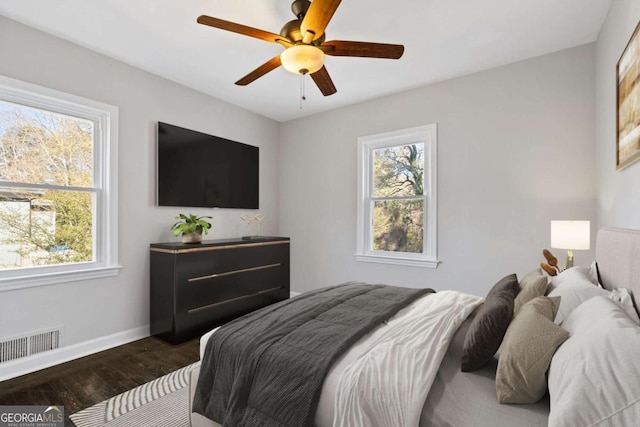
[{"x1": 181, "y1": 231, "x2": 203, "y2": 244}]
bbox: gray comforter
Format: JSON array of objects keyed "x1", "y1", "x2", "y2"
[{"x1": 192, "y1": 282, "x2": 433, "y2": 427}]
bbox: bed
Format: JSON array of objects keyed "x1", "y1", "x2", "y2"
[{"x1": 188, "y1": 227, "x2": 640, "y2": 426}]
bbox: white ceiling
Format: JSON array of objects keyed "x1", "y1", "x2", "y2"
[{"x1": 0, "y1": 0, "x2": 611, "y2": 122}]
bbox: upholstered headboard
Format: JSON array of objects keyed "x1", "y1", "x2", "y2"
[{"x1": 595, "y1": 227, "x2": 640, "y2": 294}]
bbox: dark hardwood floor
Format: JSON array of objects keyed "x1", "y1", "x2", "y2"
[{"x1": 0, "y1": 336, "x2": 199, "y2": 426}]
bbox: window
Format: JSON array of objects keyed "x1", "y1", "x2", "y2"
[
  {"x1": 356, "y1": 124, "x2": 438, "y2": 268},
  {"x1": 0, "y1": 75, "x2": 119, "y2": 291}
]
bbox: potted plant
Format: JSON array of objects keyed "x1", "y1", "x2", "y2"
[{"x1": 170, "y1": 213, "x2": 212, "y2": 244}]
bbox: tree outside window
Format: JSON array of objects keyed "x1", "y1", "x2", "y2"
[
  {"x1": 372, "y1": 143, "x2": 424, "y2": 253},
  {"x1": 0, "y1": 75, "x2": 118, "y2": 291},
  {"x1": 356, "y1": 124, "x2": 438, "y2": 268},
  {"x1": 0, "y1": 101, "x2": 94, "y2": 269}
]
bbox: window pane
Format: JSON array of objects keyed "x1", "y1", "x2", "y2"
[
  {"x1": 373, "y1": 199, "x2": 423, "y2": 253},
  {"x1": 373, "y1": 143, "x2": 424, "y2": 197},
  {"x1": 0, "y1": 188, "x2": 93, "y2": 269},
  {"x1": 0, "y1": 100, "x2": 93, "y2": 187}
]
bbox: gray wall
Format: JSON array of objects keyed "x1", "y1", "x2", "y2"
[
  {"x1": 0, "y1": 12, "x2": 602, "y2": 355},
  {"x1": 0, "y1": 16, "x2": 280, "y2": 346},
  {"x1": 280, "y1": 45, "x2": 597, "y2": 296},
  {"x1": 596, "y1": 0, "x2": 640, "y2": 229}
]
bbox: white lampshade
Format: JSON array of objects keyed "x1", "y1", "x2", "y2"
[
  {"x1": 550, "y1": 221, "x2": 590, "y2": 250},
  {"x1": 280, "y1": 45, "x2": 325, "y2": 75}
]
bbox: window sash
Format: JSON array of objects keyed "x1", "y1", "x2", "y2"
[
  {"x1": 366, "y1": 141, "x2": 427, "y2": 255},
  {"x1": 369, "y1": 195, "x2": 426, "y2": 202},
  {"x1": 0, "y1": 74, "x2": 120, "y2": 291},
  {"x1": 0, "y1": 99, "x2": 98, "y2": 188},
  {"x1": 0, "y1": 187, "x2": 99, "y2": 266},
  {"x1": 0, "y1": 181, "x2": 98, "y2": 193},
  {"x1": 367, "y1": 197, "x2": 428, "y2": 256}
]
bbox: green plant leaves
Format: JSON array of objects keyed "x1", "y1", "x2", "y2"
[{"x1": 170, "y1": 213, "x2": 213, "y2": 236}]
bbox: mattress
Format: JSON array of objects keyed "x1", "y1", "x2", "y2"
[{"x1": 193, "y1": 299, "x2": 549, "y2": 427}]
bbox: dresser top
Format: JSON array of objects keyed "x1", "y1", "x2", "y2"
[{"x1": 150, "y1": 236, "x2": 289, "y2": 251}]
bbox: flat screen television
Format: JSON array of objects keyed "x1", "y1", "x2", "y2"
[{"x1": 157, "y1": 122, "x2": 259, "y2": 209}]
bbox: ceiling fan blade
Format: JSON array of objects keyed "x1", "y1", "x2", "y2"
[
  {"x1": 321, "y1": 40, "x2": 404, "y2": 59},
  {"x1": 197, "y1": 15, "x2": 292, "y2": 46},
  {"x1": 235, "y1": 56, "x2": 283, "y2": 86},
  {"x1": 300, "y1": 0, "x2": 342, "y2": 43},
  {"x1": 310, "y1": 65, "x2": 337, "y2": 96}
]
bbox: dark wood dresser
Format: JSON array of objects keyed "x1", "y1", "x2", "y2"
[{"x1": 150, "y1": 237, "x2": 290, "y2": 344}]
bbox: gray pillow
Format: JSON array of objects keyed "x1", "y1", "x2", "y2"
[
  {"x1": 496, "y1": 296, "x2": 568, "y2": 404},
  {"x1": 513, "y1": 269, "x2": 549, "y2": 316},
  {"x1": 486, "y1": 273, "x2": 519, "y2": 300},
  {"x1": 461, "y1": 287, "x2": 515, "y2": 372}
]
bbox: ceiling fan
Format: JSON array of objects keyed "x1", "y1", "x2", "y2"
[{"x1": 197, "y1": 0, "x2": 404, "y2": 96}]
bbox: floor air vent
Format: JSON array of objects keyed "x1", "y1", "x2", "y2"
[{"x1": 0, "y1": 328, "x2": 62, "y2": 363}]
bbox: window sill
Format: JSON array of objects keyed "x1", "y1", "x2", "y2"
[
  {"x1": 0, "y1": 265, "x2": 122, "y2": 292},
  {"x1": 355, "y1": 253, "x2": 440, "y2": 268}
]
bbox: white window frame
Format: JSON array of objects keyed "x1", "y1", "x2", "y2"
[
  {"x1": 0, "y1": 75, "x2": 120, "y2": 291},
  {"x1": 355, "y1": 124, "x2": 439, "y2": 268}
]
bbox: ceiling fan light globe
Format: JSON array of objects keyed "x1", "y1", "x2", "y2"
[{"x1": 280, "y1": 45, "x2": 325, "y2": 75}]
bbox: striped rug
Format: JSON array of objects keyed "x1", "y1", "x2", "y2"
[{"x1": 70, "y1": 362, "x2": 198, "y2": 427}]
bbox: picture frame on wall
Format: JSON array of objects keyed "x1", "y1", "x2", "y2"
[{"x1": 617, "y1": 20, "x2": 640, "y2": 170}]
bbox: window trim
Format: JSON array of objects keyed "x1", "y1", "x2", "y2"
[
  {"x1": 355, "y1": 124, "x2": 439, "y2": 268},
  {"x1": 0, "y1": 75, "x2": 120, "y2": 291}
]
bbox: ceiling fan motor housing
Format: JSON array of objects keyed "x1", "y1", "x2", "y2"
[
  {"x1": 284, "y1": 0, "x2": 325, "y2": 45},
  {"x1": 291, "y1": 0, "x2": 311, "y2": 18},
  {"x1": 280, "y1": 20, "x2": 325, "y2": 45}
]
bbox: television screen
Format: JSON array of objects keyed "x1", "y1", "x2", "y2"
[{"x1": 157, "y1": 122, "x2": 259, "y2": 209}]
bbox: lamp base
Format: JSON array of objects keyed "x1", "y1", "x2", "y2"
[{"x1": 565, "y1": 250, "x2": 574, "y2": 270}]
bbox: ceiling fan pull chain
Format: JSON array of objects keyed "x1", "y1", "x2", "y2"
[
  {"x1": 299, "y1": 73, "x2": 307, "y2": 109},
  {"x1": 303, "y1": 73, "x2": 307, "y2": 101}
]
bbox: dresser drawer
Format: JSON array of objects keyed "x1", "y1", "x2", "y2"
[
  {"x1": 176, "y1": 290, "x2": 287, "y2": 338},
  {"x1": 174, "y1": 242, "x2": 289, "y2": 281},
  {"x1": 178, "y1": 261, "x2": 287, "y2": 312}
]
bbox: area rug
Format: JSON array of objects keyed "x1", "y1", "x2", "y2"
[{"x1": 69, "y1": 362, "x2": 198, "y2": 427}]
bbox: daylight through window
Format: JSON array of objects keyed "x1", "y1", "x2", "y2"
[
  {"x1": 0, "y1": 101, "x2": 95, "y2": 269},
  {"x1": 356, "y1": 125, "x2": 438, "y2": 268},
  {"x1": 0, "y1": 76, "x2": 119, "y2": 290},
  {"x1": 372, "y1": 143, "x2": 425, "y2": 253}
]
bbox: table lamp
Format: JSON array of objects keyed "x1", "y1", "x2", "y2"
[{"x1": 550, "y1": 220, "x2": 590, "y2": 269}]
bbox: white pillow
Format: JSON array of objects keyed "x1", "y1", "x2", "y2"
[
  {"x1": 608, "y1": 288, "x2": 640, "y2": 325},
  {"x1": 547, "y1": 266, "x2": 597, "y2": 290},
  {"x1": 546, "y1": 267, "x2": 609, "y2": 324},
  {"x1": 548, "y1": 296, "x2": 640, "y2": 427}
]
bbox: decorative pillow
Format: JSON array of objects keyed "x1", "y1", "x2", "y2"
[
  {"x1": 546, "y1": 267, "x2": 609, "y2": 324},
  {"x1": 461, "y1": 277, "x2": 517, "y2": 372},
  {"x1": 548, "y1": 296, "x2": 640, "y2": 426},
  {"x1": 496, "y1": 296, "x2": 568, "y2": 404},
  {"x1": 486, "y1": 273, "x2": 519, "y2": 300},
  {"x1": 513, "y1": 269, "x2": 548, "y2": 316}
]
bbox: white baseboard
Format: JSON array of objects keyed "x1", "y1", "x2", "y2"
[
  {"x1": 0, "y1": 325, "x2": 150, "y2": 382},
  {"x1": 3, "y1": 296, "x2": 302, "y2": 382}
]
